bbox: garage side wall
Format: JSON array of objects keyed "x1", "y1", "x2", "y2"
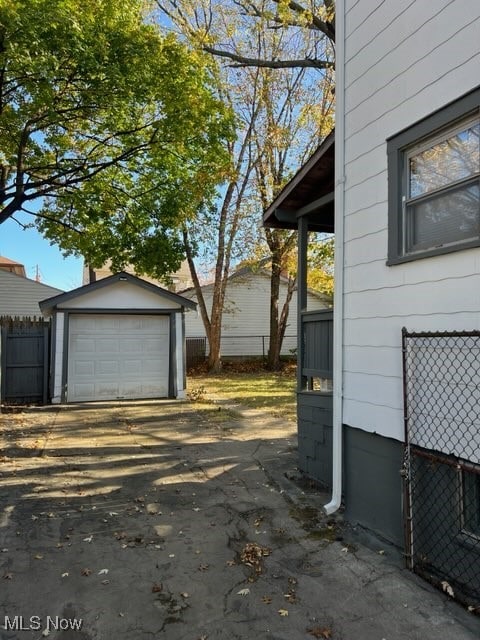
[
  {"x1": 52, "y1": 312, "x2": 64, "y2": 404},
  {"x1": 175, "y1": 312, "x2": 186, "y2": 399}
]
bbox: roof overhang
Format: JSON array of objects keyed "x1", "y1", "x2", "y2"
[
  {"x1": 263, "y1": 130, "x2": 335, "y2": 233},
  {"x1": 39, "y1": 271, "x2": 197, "y2": 313}
]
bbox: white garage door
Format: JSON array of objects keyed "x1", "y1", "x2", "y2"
[{"x1": 67, "y1": 314, "x2": 170, "y2": 402}]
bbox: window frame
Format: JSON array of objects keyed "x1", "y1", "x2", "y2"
[{"x1": 387, "y1": 86, "x2": 480, "y2": 265}]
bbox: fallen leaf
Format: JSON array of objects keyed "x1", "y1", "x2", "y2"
[
  {"x1": 98, "y1": 569, "x2": 109, "y2": 575},
  {"x1": 193, "y1": 507, "x2": 201, "y2": 512},
  {"x1": 81, "y1": 568, "x2": 92, "y2": 576},
  {"x1": 378, "y1": 550, "x2": 385, "y2": 555},
  {"x1": 31, "y1": 515, "x2": 38, "y2": 521},
  {"x1": 101, "y1": 579, "x2": 110, "y2": 585},
  {"x1": 83, "y1": 535, "x2": 93, "y2": 543},
  {"x1": 341, "y1": 547, "x2": 349, "y2": 553},
  {"x1": 441, "y1": 580, "x2": 454, "y2": 597},
  {"x1": 168, "y1": 554, "x2": 175, "y2": 558},
  {"x1": 3, "y1": 572, "x2": 13, "y2": 580},
  {"x1": 1, "y1": 548, "x2": 8, "y2": 553},
  {"x1": 180, "y1": 592, "x2": 189, "y2": 598},
  {"x1": 109, "y1": 512, "x2": 119, "y2": 517},
  {"x1": 198, "y1": 564, "x2": 209, "y2": 572},
  {"x1": 237, "y1": 588, "x2": 250, "y2": 596},
  {"x1": 146, "y1": 504, "x2": 161, "y2": 515},
  {"x1": 34, "y1": 554, "x2": 43, "y2": 560},
  {"x1": 226, "y1": 559, "x2": 236, "y2": 567},
  {"x1": 61, "y1": 573, "x2": 69, "y2": 578},
  {"x1": 307, "y1": 626, "x2": 332, "y2": 638},
  {"x1": 152, "y1": 583, "x2": 163, "y2": 593},
  {"x1": 261, "y1": 595, "x2": 272, "y2": 604},
  {"x1": 278, "y1": 608, "x2": 289, "y2": 617}
]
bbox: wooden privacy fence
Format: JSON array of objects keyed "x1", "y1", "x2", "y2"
[{"x1": 0, "y1": 316, "x2": 50, "y2": 405}]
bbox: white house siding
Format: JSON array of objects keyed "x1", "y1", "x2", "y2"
[
  {"x1": 342, "y1": 0, "x2": 480, "y2": 442},
  {"x1": 183, "y1": 273, "x2": 328, "y2": 357}
]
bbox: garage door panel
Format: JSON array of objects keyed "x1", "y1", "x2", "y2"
[
  {"x1": 74, "y1": 361, "x2": 95, "y2": 376},
  {"x1": 97, "y1": 360, "x2": 119, "y2": 375},
  {"x1": 71, "y1": 338, "x2": 96, "y2": 353},
  {"x1": 68, "y1": 314, "x2": 170, "y2": 402},
  {"x1": 124, "y1": 360, "x2": 147, "y2": 376},
  {"x1": 97, "y1": 339, "x2": 121, "y2": 354}
]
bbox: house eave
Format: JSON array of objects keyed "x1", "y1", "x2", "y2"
[{"x1": 263, "y1": 130, "x2": 335, "y2": 232}]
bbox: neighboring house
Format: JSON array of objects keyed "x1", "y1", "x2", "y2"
[
  {"x1": 0, "y1": 267, "x2": 63, "y2": 317},
  {"x1": 264, "y1": 1, "x2": 480, "y2": 605},
  {"x1": 181, "y1": 266, "x2": 330, "y2": 358},
  {"x1": 0, "y1": 255, "x2": 26, "y2": 277},
  {"x1": 39, "y1": 272, "x2": 196, "y2": 403},
  {"x1": 83, "y1": 260, "x2": 193, "y2": 293}
]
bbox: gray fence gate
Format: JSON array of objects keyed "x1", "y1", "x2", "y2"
[
  {"x1": 0, "y1": 317, "x2": 50, "y2": 405},
  {"x1": 402, "y1": 328, "x2": 480, "y2": 610}
]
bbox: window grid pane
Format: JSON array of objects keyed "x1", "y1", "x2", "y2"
[
  {"x1": 409, "y1": 122, "x2": 480, "y2": 199},
  {"x1": 406, "y1": 181, "x2": 480, "y2": 253}
]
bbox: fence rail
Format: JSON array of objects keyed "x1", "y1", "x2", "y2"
[{"x1": 186, "y1": 334, "x2": 297, "y2": 363}]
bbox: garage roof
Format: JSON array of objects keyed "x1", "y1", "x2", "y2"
[{"x1": 39, "y1": 271, "x2": 197, "y2": 313}]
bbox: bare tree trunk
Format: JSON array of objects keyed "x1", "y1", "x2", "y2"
[
  {"x1": 267, "y1": 257, "x2": 282, "y2": 370},
  {"x1": 264, "y1": 229, "x2": 297, "y2": 370}
]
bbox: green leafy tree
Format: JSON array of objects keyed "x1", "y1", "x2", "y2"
[{"x1": 0, "y1": 0, "x2": 234, "y2": 277}]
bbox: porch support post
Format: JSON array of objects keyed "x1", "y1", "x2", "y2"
[{"x1": 297, "y1": 214, "x2": 308, "y2": 392}]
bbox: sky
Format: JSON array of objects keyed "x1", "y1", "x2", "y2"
[{"x1": 0, "y1": 213, "x2": 83, "y2": 291}]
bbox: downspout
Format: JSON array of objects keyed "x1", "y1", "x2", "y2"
[{"x1": 324, "y1": 0, "x2": 346, "y2": 515}]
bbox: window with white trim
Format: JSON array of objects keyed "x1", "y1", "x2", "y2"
[{"x1": 387, "y1": 88, "x2": 480, "y2": 264}]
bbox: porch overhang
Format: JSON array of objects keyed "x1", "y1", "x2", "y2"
[{"x1": 263, "y1": 130, "x2": 335, "y2": 232}]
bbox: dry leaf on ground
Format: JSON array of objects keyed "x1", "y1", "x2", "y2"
[{"x1": 307, "y1": 627, "x2": 332, "y2": 639}]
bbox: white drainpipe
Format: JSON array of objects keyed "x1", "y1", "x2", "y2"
[{"x1": 324, "y1": 0, "x2": 345, "y2": 515}]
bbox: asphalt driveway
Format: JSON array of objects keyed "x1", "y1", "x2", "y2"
[{"x1": 1, "y1": 400, "x2": 479, "y2": 640}]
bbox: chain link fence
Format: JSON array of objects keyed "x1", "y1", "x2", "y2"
[
  {"x1": 402, "y1": 329, "x2": 480, "y2": 610},
  {"x1": 186, "y1": 335, "x2": 297, "y2": 365}
]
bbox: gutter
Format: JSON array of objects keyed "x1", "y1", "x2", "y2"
[{"x1": 324, "y1": 0, "x2": 345, "y2": 515}]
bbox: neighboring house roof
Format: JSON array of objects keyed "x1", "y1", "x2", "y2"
[
  {"x1": 83, "y1": 259, "x2": 193, "y2": 292},
  {"x1": 0, "y1": 255, "x2": 27, "y2": 277},
  {"x1": 0, "y1": 269, "x2": 63, "y2": 317},
  {"x1": 39, "y1": 271, "x2": 197, "y2": 313},
  {"x1": 263, "y1": 130, "x2": 335, "y2": 233},
  {"x1": 180, "y1": 265, "x2": 330, "y2": 304}
]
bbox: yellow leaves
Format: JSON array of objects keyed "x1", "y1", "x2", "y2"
[{"x1": 278, "y1": 608, "x2": 289, "y2": 616}]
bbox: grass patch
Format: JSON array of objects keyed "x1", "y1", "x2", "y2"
[{"x1": 188, "y1": 365, "x2": 297, "y2": 422}]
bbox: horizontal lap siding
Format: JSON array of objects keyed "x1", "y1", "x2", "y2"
[
  {"x1": 184, "y1": 274, "x2": 327, "y2": 356},
  {"x1": 343, "y1": 0, "x2": 480, "y2": 441}
]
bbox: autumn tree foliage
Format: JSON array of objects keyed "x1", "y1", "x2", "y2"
[{"x1": 156, "y1": 0, "x2": 334, "y2": 370}]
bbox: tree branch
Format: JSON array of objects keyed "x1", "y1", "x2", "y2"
[{"x1": 202, "y1": 45, "x2": 333, "y2": 69}]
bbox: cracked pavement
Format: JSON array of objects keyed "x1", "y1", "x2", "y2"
[{"x1": 1, "y1": 400, "x2": 479, "y2": 640}]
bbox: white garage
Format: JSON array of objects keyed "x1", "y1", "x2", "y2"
[{"x1": 39, "y1": 272, "x2": 196, "y2": 403}]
